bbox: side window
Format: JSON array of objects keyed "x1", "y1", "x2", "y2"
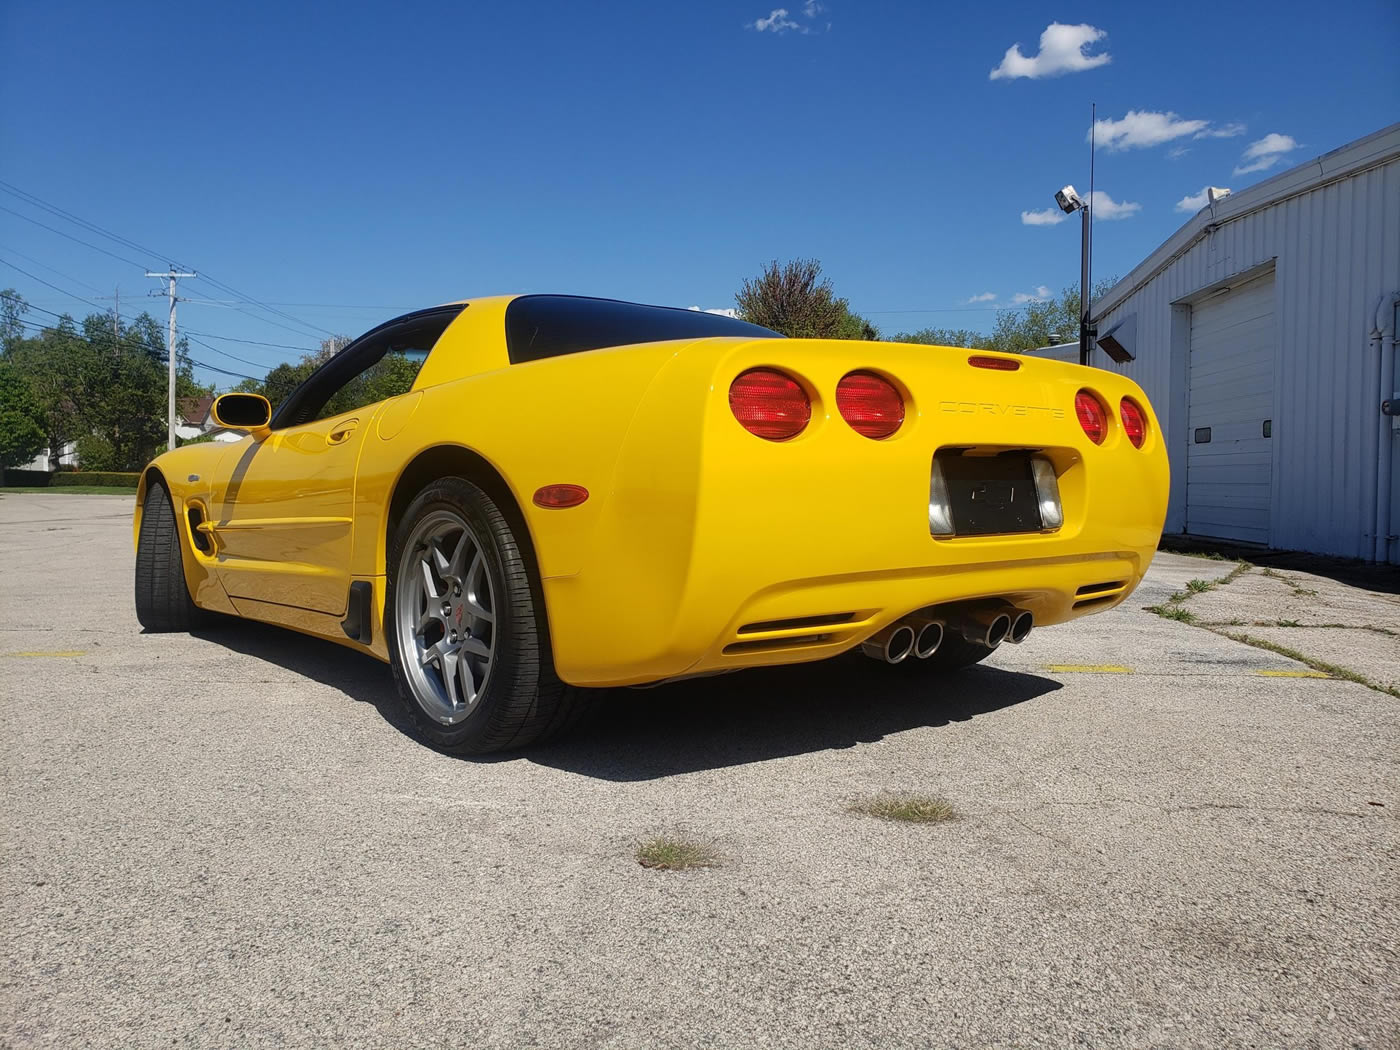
[
  {"x1": 272, "y1": 306, "x2": 462, "y2": 429},
  {"x1": 313, "y1": 344, "x2": 429, "y2": 421}
]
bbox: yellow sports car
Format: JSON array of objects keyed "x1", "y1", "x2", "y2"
[{"x1": 134, "y1": 295, "x2": 1169, "y2": 752}]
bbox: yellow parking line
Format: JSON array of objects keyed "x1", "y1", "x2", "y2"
[
  {"x1": 3, "y1": 650, "x2": 86, "y2": 658},
  {"x1": 1047, "y1": 664, "x2": 1134, "y2": 674},
  {"x1": 1255, "y1": 669, "x2": 1330, "y2": 679}
]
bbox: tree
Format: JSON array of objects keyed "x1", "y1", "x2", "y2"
[
  {"x1": 0, "y1": 361, "x2": 46, "y2": 468},
  {"x1": 888, "y1": 327, "x2": 991, "y2": 348},
  {"x1": 1, "y1": 289, "x2": 27, "y2": 353},
  {"x1": 735, "y1": 259, "x2": 878, "y2": 340},
  {"x1": 983, "y1": 278, "x2": 1118, "y2": 354}
]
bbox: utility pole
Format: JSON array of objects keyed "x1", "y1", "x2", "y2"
[
  {"x1": 145, "y1": 266, "x2": 197, "y2": 451},
  {"x1": 1081, "y1": 102, "x2": 1097, "y2": 367},
  {"x1": 113, "y1": 286, "x2": 120, "y2": 348}
]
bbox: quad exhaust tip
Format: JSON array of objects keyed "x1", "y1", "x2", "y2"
[
  {"x1": 1007, "y1": 609, "x2": 1034, "y2": 644},
  {"x1": 861, "y1": 623, "x2": 916, "y2": 664},
  {"x1": 908, "y1": 616, "x2": 945, "y2": 659},
  {"x1": 961, "y1": 608, "x2": 1012, "y2": 649}
]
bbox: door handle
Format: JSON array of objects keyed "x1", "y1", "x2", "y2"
[{"x1": 327, "y1": 419, "x2": 359, "y2": 445}]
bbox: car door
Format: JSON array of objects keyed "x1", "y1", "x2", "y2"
[
  {"x1": 209, "y1": 408, "x2": 377, "y2": 615},
  {"x1": 208, "y1": 306, "x2": 459, "y2": 616}
]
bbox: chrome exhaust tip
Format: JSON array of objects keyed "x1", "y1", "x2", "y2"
[
  {"x1": 861, "y1": 623, "x2": 917, "y2": 664},
  {"x1": 960, "y1": 608, "x2": 1012, "y2": 649},
  {"x1": 1006, "y1": 609, "x2": 1033, "y2": 644},
  {"x1": 907, "y1": 617, "x2": 945, "y2": 659}
]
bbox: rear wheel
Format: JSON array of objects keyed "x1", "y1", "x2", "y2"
[
  {"x1": 386, "y1": 477, "x2": 593, "y2": 754},
  {"x1": 134, "y1": 479, "x2": 209, "y2": 632}
]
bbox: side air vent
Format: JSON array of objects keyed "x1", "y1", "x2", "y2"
[
  {"x1": 1073, "y1": 594, "x2": 1120, "y2": 610},
  {"x1": 1076, "y1": 581, "x2": 1126, "y2": 597},
  {"x1": 723, "y1": 634, "x2": 833, "y2": 655},
  {"x1": 187, "y1": 506, "x2": 211, "y2": 553},
  {"x1": 737, "y1": 613, "x2": 856, "y2": 635}
]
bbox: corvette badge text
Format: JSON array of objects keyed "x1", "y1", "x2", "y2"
[{"x1": 938, "y1": 401, "x2": 1065, "y2": 419}]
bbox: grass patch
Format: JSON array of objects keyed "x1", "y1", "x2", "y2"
[
  {"x1": 1276, "y1": 619, "x2": 1302, "y2": 628},
  {"x1": 848, "y1": 792, "x2": 956, "y2": 825},
  {"x1": 636, "y1": 836, "x2": 720, "y2": 871},
  {"x1": 1186, "y1": 578, "x2": 1214, "y2": 594},
  {"x1": 0, "y1": 486, "x2": 136, "y2": 496},
  {"x1": 1149, "y1": 604, "x2": 1198, "y2": 623},
  {"x1": 1219, "y1": 631, "x2": 1400, "y2": 699}
]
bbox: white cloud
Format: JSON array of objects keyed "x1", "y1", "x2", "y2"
[
  {"x1": 1088, "y1": 190, "x2": 1141, "y2": 220},
  {"x1": 1167, "y1": 146, "x2": 1190, "y2": 160},
  {"x1": 990, "y1": 22, "x2": 1110, "y2": 80},
  {"x1": 750, "y1": 3, "x2": 825, "y2": 33},
  {"x1": 1233, "y1": 133, "x2": 1299, "y2": 175},
  {"x1": 1021, "y1": 208, "x2": 1068, "y2": 226},
  {"x1": 1175, "y1": 186, "x2": 1231, "y2": 213},
  {"x1": 1195, "y1": 122, "x2": 1246, "y2": 140},
  {"x1": 966, "y1": 292, "x2": 997, "y2": 303},
  {"x1": 688, "y1": 306, "x2": 739, "y2": 317},
  {"x1": 1092, "y1": 110, "x2": 1208, "y2": 150},
  {"x1": 750, "y1": 7, "x2": 803, "y2": 32},
  {"x1": 1012, "y1": 285, "x2": 1053, "y2": 304}
]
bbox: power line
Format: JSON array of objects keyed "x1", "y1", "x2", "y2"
[
  {"x1": 0, "y1": 205, "x2": 154, "y2": 270},
  {"x1": 180, "y1": 329, "x2": 313, "y2": 352},
  {"x1": 0, "y1": 180, "x2": 334, "y2": 338},
  {"x1": 0, "y1": 257, "x2": 104, "y2": 311},
  {"x1": 12, "y1": 317, "x2": 258, "y2": 381}
]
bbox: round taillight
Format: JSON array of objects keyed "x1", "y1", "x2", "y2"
[
  {"x1": 729, "y1": 368, "x2": 811, "y2": 441},
  {"x1": 836, "y1": 370, "x2": 905, "y2": 439},
  {"x1": 1119, "y1": 398, "x2": 1147, "y2": 448},
  {"x1": 1075, "y1": 390, "x2": 1107, "y2": 445}
]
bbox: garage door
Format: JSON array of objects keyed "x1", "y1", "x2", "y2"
[{"x1": 1186, "y1": 272, "x2": 1275, "y2": 544}]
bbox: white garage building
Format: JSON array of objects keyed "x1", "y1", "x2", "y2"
[{"x1": 1088, "y1": 123, "x2": 1400, "y2": 562}]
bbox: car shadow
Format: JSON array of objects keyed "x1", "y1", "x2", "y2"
[{"x1": 197, "y1": 621, "x2": 1061, "y2": 781}]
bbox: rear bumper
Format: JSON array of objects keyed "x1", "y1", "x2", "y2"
[{"x1": 541, "y1": 339, "x2": 1169, "y2": 687}]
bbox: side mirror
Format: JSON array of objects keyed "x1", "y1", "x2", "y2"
[{"x1": 210, "y1": 393, "x2": 272, "y2": 438}]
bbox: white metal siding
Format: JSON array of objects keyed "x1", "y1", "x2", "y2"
[
  {"x1": 1090, "y1": 142, "x2": 1400, "y2": 559},
  {"x1": 1186, "y1": 274, "x2": 1275, "y2": 543}
]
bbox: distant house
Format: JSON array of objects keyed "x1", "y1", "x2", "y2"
[
  {"x1": 1084, "y1": 123, "x2": 1400, "y2": 562},
  {"x1": 174, "y1": 395, "x2": 215, "y2": 441}
]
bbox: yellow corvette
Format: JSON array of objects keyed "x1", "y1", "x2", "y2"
[{"x1": 134, "y1": 295, "x2": 1168, "y2": 752}]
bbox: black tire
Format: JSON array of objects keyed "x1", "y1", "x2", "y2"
[
  {"x1": 385, "y1": 477, "x2": 595, "y2": 754},
  {"x1": 134, "y1": 479, "x2": 209, "y2": 632}
]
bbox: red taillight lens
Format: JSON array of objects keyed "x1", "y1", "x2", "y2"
[
  {"x1": 835, "y1": 370, "x2": 905, "y2": 439},
  {"x1": 729, "y1": 368, "x2": 811, "y2": 441},
  {"x1": 1119, "y1": 398, "x2": 1147, "y2": 448},
  {"x1": 1075, "y1": 390, "x2": 1107, "y2": 445}
]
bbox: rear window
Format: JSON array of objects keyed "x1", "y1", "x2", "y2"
[{"x1": 504, "y1": 294, "x2": 780, "y2": 364}]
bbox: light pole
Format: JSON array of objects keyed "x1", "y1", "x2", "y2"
[{"x1": 1053, "y1": 185, "x2": 1092, "y2": 366}]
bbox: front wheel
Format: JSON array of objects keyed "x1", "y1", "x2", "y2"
[
  {"x1": 134, "y1": 479, "x2": 210, "y2": 632},
  {"x1": 385, "y1": 477, "x2": 593, "y2": 754}
]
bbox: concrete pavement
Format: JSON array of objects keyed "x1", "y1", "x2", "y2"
[{"x1": 2, "y1": 493, "x2": 1397, "y2": 1049}]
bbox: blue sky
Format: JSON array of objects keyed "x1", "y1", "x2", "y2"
[{"x1": 2, "y1": 0, "x2": 1397, "y2": 387}]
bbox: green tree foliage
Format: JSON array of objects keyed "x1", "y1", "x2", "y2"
[
  {"x1": 1, "y1": 289, "x2": 28, "y2": 353},
  {"x1": 1, "y1": 300, "x2": 213, "y2": 471},
  {"x1": 888, "y1": 327, "x2": 992, "y2": 348},
  {"x1": 736, "y1": 259, "x2": 878, "y2": 340},
  {"x1": 0, "y1": 360, "x2": 46, "y2": 468}
]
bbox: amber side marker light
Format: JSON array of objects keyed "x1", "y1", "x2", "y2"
[
  {"x1": 533, "y1": 484, "x2": 589, "y2": 508},
  {"x1": 968, "y1": 355, "x2": 1020, "y2": 371},
  {"x1": 1119, "y1": 398, "x2": 1147, "y2": 448}
]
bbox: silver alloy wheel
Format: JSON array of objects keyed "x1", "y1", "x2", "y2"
[{"x1": 394, "y1": 509, "x2": 496, "y2": 726}]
